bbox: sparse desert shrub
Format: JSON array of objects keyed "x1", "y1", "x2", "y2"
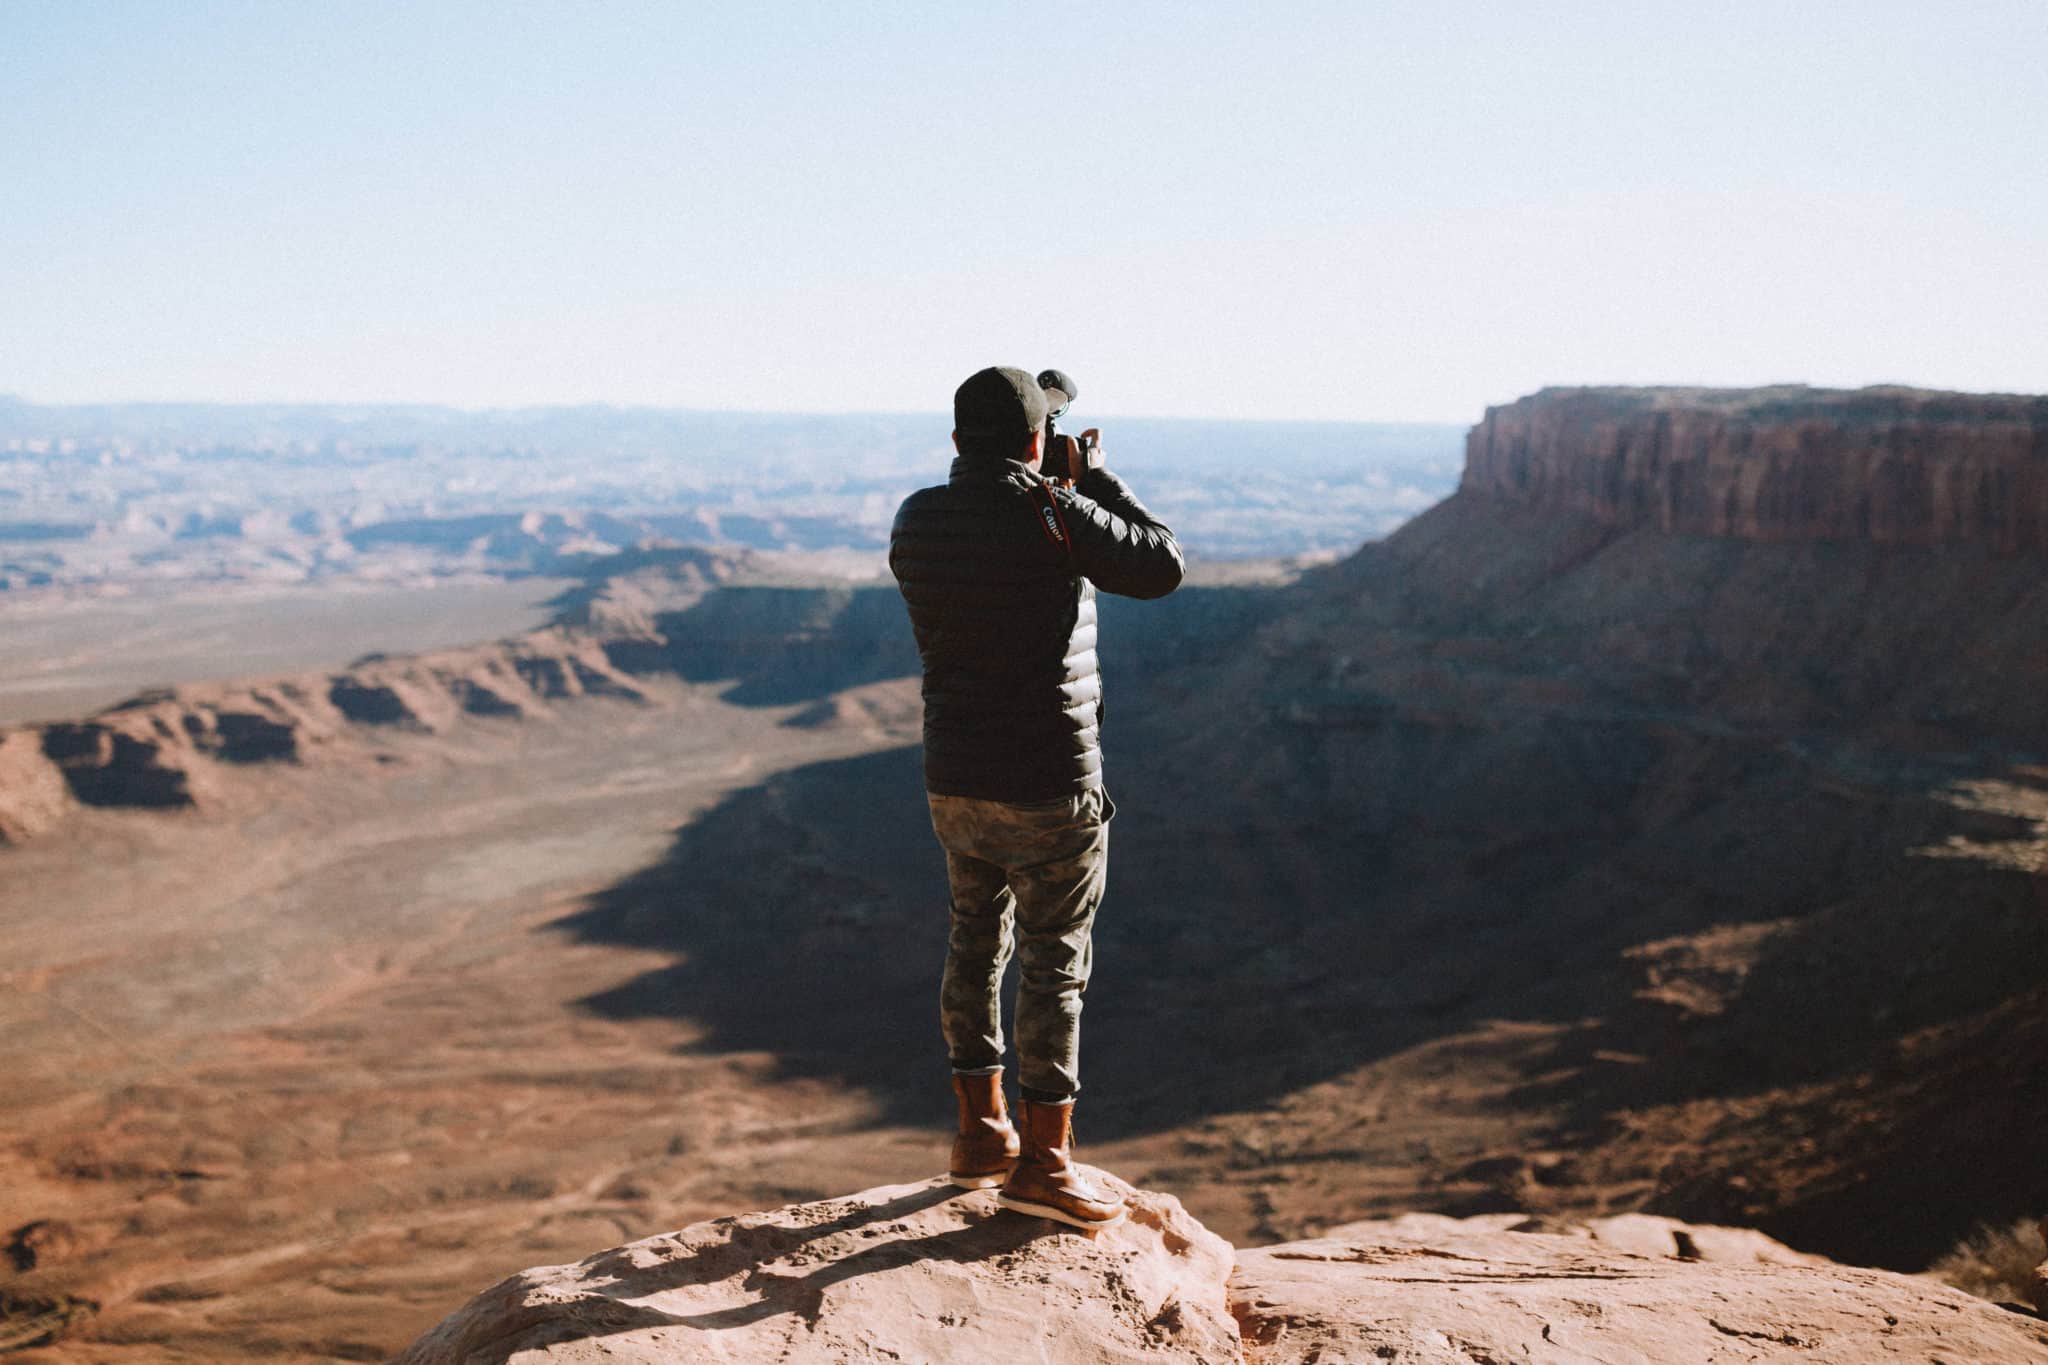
[{"x1": 1929, "y1": 1215, "x2": 2045, "y2": 1305}]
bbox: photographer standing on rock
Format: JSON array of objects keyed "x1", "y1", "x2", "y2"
[{"x1": 889, "y1": 366, "x2": 1184, "y2": 1231}]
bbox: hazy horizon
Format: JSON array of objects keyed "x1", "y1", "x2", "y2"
[
  {"x1": 7, "y1": 380, "x2": 2045, "y2": 427},
  {"x1": 0, "y1": 390, "x2": 1477, "y2": 428}
]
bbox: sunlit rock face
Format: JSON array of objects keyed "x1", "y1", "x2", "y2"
[
  {"x1": 1463, "y1": 386, "x2": 2048, "y2": 552},
  {"x1": 392, "y1": 1184, "x2": 2048, "y2": 1365},
  {"x1": 393, "y1": 1174, "x2": 1243, "y2": 1365},
  {"x1": 1231, "y1": 1214, "x2": 2048, "y2": 1365}
]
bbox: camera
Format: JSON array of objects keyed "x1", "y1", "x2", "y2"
[{"x1": 1037, "y1": 368, "x2": 1102, "y2": 484}]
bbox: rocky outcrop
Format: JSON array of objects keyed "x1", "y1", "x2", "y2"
[
  {"x1": 394, "y1": 1174, "x2": 1241, "y2": 1364},
  {"x1": 396, "y1": 1187, "x2": 2048, "y2": 1364},
  {"x1": 1463, "y1": 385, "x2": 2048, "y2": 551},
  {"x1": 1232, "y1": 1214, "x2": 2048, "y2": 1364},
  {"x1": 0, "y1": 627, "x2": 651, "y2": 842}
]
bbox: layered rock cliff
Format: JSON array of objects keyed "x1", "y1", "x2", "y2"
[{"x1": 1463, "y1": 385, "x2": 2048, "y2": 551}]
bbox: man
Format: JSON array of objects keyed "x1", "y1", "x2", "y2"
[{"x1": 889, "y1": 366, "x2": 1184, "y2": 1231}]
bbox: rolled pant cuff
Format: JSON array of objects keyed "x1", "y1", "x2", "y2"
[
  {"x1": 1020, "y1": 1084, "x2": 1076, "y2": 1104},
  {"x1": 950, "y1": 1063, "x2": 1003, "y2": 1077}
]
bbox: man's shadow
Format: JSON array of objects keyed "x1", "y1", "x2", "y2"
[
  {"x1": 456, "y1": 1182, "x2": 1074, "y2": 1361},
  {"x1": 548, "y1": 744, "x2": 947, "y2": 1125}
]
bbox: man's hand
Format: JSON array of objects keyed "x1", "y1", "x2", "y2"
[
  {"x1": 1077, "y1": 428, "x2": 1105, "y2": 475},
  {"x1": 1050, "y1": 428, "x2": 1106, "y2": 486}
]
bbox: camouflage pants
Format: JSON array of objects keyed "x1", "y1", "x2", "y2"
[{"x1": 927, "y1": 787, "x2": 1113, "y2": 1101}]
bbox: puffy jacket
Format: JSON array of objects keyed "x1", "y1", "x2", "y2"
[{"x1": 889, "y1": 454, "x2": 1184, "y2": 801}]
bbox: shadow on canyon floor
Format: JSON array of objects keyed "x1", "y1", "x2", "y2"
[{"x1": 543, "y1": 741, "x2": 1448, "y2": 1142}]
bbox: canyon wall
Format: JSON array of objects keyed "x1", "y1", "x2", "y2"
[{"x1": 1462, "y1": 386, "x2": 2048, "y2": 551}]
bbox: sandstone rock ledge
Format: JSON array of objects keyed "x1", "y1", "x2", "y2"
[
  {"x1": 398, "y1": 1180, "x2": 2048, "y2": 1364},
  {"x1": 395, "y1": 1172, "x2": 1241, "y2": 1364},
  {"x1": 1233, "y1": 1214, "x2": 2048, "y2": 1364}
]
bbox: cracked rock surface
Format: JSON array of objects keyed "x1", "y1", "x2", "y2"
[{"x1": 1233, "y1": 1215, "x2": 2048, "y2": 1364}]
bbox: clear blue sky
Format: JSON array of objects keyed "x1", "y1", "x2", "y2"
[{"x1": 3, "y1": 1, "x2": 2043, "y2": 422}]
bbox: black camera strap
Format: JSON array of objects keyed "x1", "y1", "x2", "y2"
[{"x1": 1029, "y1": 480, "x2": 1074, "y2": 567}]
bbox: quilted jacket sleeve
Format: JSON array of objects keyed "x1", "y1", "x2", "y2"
[{"x1": 1058, "y1": 468, "x2": 1185, "y2": 600}]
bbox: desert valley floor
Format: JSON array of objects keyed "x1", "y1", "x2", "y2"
[{"x1": 2, "y1": 648, "x2": 1587, "y2": 1361}]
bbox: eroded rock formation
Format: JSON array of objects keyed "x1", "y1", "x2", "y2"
[
  {"x1": 0, "y1": 628, "x2": 650, "y2": 842},
  {"x1": 1463, "y1": 385, "x2": 2048, "y2": 550}
]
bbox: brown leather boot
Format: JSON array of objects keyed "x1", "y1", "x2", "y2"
[
  {"x1": 948, "y1": 1070, "x2": 1021, "y2": 1189},
  {"x1": 996, "y1": 1098, "x2": 1127, "y2": 1230}
]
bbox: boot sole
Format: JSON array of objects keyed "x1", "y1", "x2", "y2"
[
  {"x1": 995, "y1": 1192, "x2": 1128, "y2": 1231},
  {"x1": 949, "y1": 1171, "x2": 1009, "y2": 1190}
]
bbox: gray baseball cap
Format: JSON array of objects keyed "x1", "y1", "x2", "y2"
[{"x1": 953, "y1": 366, "x2": 1049, "y2": 454}]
